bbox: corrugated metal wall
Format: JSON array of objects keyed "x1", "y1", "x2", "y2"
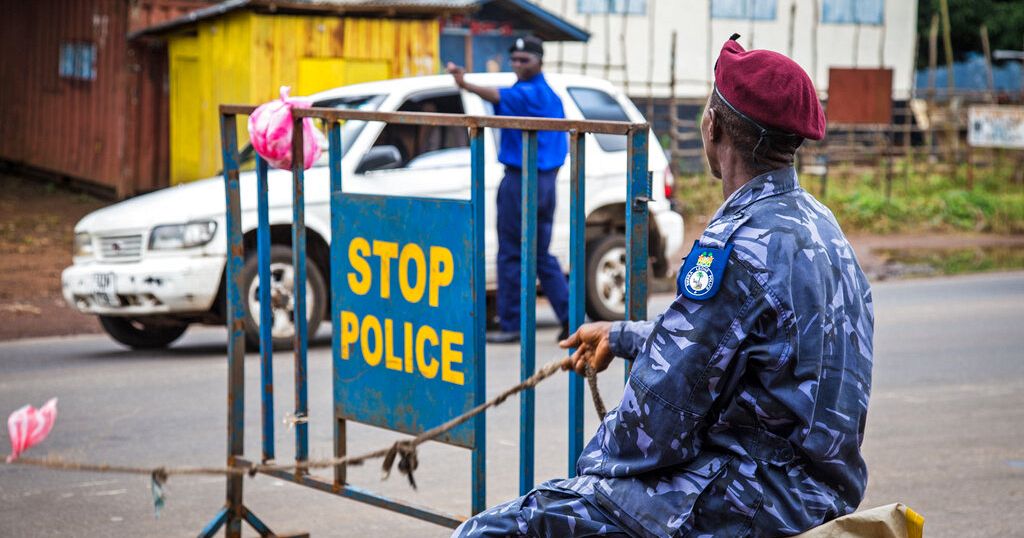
[
  {"x1": 128, "y1": 0, "x2": 211, "y2": 34},
  {"x1": 0, "y1": 0, "x2": 131, "y2": 195},
  {"x1": 0, "y1": 0, "x2": 210, "y2": 197},
  {"x1": 167, "y1": 12, "x2": 441, "y2": 184}
]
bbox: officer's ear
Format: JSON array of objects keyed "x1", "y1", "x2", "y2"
[{"x1": 704, "y1": 106, "x2": 718, "y2": 143}]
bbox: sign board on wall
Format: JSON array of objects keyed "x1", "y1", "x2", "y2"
[
  {"x1": 334, "y1": 194, "x2": 479, "y2": 448},
  {"x1": 968, "y1": 105, "x2": 1024, "y2": 149}
]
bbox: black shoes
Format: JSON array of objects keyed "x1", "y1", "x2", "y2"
[{"x1": 557, "y1": 323, "x2": 570, "y2": 342}]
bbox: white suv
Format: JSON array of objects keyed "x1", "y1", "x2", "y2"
[{"x1": 62, "y1": 73, "x2": 684, "y2": 349}]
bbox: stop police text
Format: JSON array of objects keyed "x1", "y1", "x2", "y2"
[{"x1": 342, "y1": 238, "x2": 464, "y2": 386}]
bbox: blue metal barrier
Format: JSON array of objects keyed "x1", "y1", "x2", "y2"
[{"x1": 202, "y1": 104, "x2": 649, "y2": 537}]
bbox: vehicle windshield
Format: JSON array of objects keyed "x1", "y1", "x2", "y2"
[{"x1": 236, "y1": 94, "x2": 385, "y2": 167}]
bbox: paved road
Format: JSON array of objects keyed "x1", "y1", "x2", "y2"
[{"x1": 1, "y1": 272, "x2": 1022, "y2": 537}]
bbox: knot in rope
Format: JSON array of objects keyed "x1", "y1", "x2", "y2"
[{"x1": 381, "y1": 439, "x2": 420, "y2": 489}]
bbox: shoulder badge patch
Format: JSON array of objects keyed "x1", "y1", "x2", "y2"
[{"x1": 676, "y1": 240, "x2": 734, "y2": 301}]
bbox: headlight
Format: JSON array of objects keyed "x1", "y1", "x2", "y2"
[
  {"x1": 149, "y1": 221, "x2": 218, "y2": 250},
  {"x1": 73, "y1": 232, "x2": 94, "y2": 257}
]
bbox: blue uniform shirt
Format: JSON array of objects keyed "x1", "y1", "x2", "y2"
[
  {"x1": 567, "y1": 167, "x2": 874, "y2": 537},
  {"x1": 495, "y1": 73, "x2": 568, "y2": 171}
]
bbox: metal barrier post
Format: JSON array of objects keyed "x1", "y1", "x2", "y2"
[
  {"x1": 625, "y1": 127, "x2": 651, "y2": 378},
  {"x1": 255, "y1": 155, "x2": 276, "y2": 463},
  {"x1": 220, "y1": 112, "x2": 246, "y2": 538},
  {"x1": 519, "y1": 130, "x2": 538, "y2": 495},
  {"x1": 327, "y1": 121, "x2": 347, "y2": 489},
  {"x1": 567, "y1": 130, "x2": 586, "y2": 474},
  {"x1": 201, "y1": 110, "x2": 280, "y2": 538},
  {"x1": 470, "y1": 126, "x2": 487, "y2": 514},
  {"x1": 290, "y1": 117, "x2": 310, "y2": 469}
]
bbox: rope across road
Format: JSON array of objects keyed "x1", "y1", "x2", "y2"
[{"x1": 4, "y1": 357, "x2": 609, "y2": 490}]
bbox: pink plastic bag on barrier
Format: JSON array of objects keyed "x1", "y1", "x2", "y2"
[
  {"x1": 247, "y1": 86, "x2": 323, "y2": 170},
  {"x1": 6, "y1": 398, "x2": 58, "y2": 462}
]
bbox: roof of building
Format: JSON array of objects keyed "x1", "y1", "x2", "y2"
[{"x1": 129, "y1": 0, "x2": 588, "y2": 42}]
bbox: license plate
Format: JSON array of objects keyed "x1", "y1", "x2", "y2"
[{"x1": 91, "y1": 272, "x2": 118, "y2": 306}]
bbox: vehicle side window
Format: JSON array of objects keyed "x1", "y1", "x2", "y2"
[
  {"x1": 363, "y1": 92, "x2": 469, "y2": 173},
  {"x1": 309, "y1": 94, "x2": 385, "y2": 166},
  {"x1": 567, "y1": 87, "x2": 630, "y2": 152}
]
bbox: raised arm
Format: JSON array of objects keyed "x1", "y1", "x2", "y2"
[{"x1": 446, "y1": 62, "x2": 500, "y2": 104}]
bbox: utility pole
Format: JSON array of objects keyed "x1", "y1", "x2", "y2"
[{"x1": 938, "y1": 0, "x2": 957, "y2": 159}]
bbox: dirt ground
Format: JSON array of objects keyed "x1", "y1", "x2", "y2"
[
  {"x1": 0, "y1": 172, "x2": 107, "y2": 340},
  {"x1": 1, "y1": 171, "x2": 1023, "y2": 342}
]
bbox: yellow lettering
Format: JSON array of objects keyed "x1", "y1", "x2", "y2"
[
  {"x1": 398, "y1": 243, "x2": 427, "y2": 303},
  {"x1": 415, "y1": 325, "x2": 439, "y2": 379},
  {"x1": 361, "y1": 315, "x2": 382, "y2": 366},
  {"x1": 339, "y1": 310, "x2": 358, "y2": 359},
  {"x1": 347, "y1": 237, "x2": 372, "y2": 295},
  {"x1": 441, "y1": 330, "x2": 465, "y2": 385},
  {"x1": 404, "y1": 322, "x2": 414, "y2": 373},
  {"x1": 384, "y1": 319, "x2": 402, "y2": 371},
  {"x1": 428, "y1": 246, "x2": 454, "y2": 307},
  {"x1": 372, "y1": 240, "x2": 399, "y2": 299}
]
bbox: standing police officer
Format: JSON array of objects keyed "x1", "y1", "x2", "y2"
[
  {"x1": 447, "y1": 36, "x2": 570, "y2": 344},
  {"x1": 454, "y1": 35, "x2": 874, "y2": 537}
]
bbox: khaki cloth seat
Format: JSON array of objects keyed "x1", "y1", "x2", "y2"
[{"x1": 793, "y1": 504, "x2": 924, "y2": 538}]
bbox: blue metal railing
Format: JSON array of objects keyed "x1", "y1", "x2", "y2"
[{"x1": 203, "y1": 104, "x2": 650, "y2": 537}]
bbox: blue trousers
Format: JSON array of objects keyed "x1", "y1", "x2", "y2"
[
  {"x1": 496, "y1": 167, "x2": 570, "y2": 333},
  {"x1": 452, "y1": 480, "x2": 629, "y2": 537}
]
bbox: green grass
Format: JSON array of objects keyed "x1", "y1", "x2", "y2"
[
  {"x1": 875, "y1": 246, "x2": 1024, "y2": 276},
  {"x1": 673, "y1": 163, "x2": 1024, "y2": 235}
]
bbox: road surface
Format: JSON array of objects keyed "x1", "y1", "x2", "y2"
[{"x1": 1, "y1": 272, "x2": 1022, "y2": 537}]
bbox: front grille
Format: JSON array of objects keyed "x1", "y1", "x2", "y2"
[{"x1": 98, "y1": 234, "x2": 143, "y2": 259}]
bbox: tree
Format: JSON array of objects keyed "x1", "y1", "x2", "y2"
[{"x1": 916, "y1": 0, "x2": 1024, "y2": 68}]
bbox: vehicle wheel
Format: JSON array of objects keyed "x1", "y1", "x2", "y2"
[
  {"x1": 98, "y1": 316, "x2": 189, "y2": 349},
  {"x1": 240, "y1": 245, "x2": 327, "y2": 351},
  {"x1": 585, "y1": 233, "x2": 630, "y2": 321}
]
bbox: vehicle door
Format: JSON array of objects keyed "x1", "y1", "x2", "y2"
[
  {"x1": 532, "y1": 85, "x2": 634, "y2": 269},
  {"x1": 462, "y1": 91, "x2": 533, "y2": 288}
]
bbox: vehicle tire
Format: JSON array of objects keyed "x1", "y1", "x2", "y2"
[
  {"x1": 240, "y1": 245, "x2": 327, "y2": 351},
  {"x1": 98, "y1": 316, "x2": 189, "y2": 349},
  {"x1": 585, "y1": 233, "x2": 631, "y2": 321}
]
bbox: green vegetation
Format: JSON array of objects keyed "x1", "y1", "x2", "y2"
[
  {"x1": 674, "y1": 164, "x2": 1024, "y2": 235},
  {"x1": 916, "y1": 0, "x2": 1024, "y2": 68},
  {"x1": 876, "y1": 246, "x2": 1024, "y2": 276}
]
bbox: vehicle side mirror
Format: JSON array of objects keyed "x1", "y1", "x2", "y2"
[{"x1": 356, "y1": 145, "x2": 403, "y2": 174}]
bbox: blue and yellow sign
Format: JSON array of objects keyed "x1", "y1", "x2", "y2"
[{"x1": 334, "y1": 194, "x2": 479, "y2": 448}]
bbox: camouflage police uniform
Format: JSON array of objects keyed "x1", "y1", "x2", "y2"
[{"x1": 453, "y1": 166, "x2": 874, "y2": 537}]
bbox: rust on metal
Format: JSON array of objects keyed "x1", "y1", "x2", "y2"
[
  {"x1": 236, "y1": 458, "x2": 466, "y2": 528},
  {"x1": 297, "y1": 108, "x2": 645, "y2": 135},
  {"x1": 220, "y1": 104, "x2": 646, "y2": 135}
]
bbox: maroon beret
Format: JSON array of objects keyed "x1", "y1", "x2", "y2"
[{"x1": 714, "y1": 35, "x2": 825, "y2": 140}]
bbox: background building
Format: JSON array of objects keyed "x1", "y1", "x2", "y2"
[
  {"x1": 532, "y1": 0, "x2": 918, "y2": 99},
  {"x1": 0, "y1": 0, "x2": 586, "y2": 195}
]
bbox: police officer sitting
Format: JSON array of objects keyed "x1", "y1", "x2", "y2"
[
  {"x1": 453, "y1": 35, "x2": 874, "y2": 537},
  {"x1": 446, "y1": 36, "x2": 570, "y2": 344}
]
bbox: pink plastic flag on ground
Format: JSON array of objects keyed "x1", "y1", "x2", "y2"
[
  {"x1": 6, "y1": 398, "x2": 58, "y2": 462},
  {"x1": 247, "y1": 86, "x2": 323, "y2": 171}
]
